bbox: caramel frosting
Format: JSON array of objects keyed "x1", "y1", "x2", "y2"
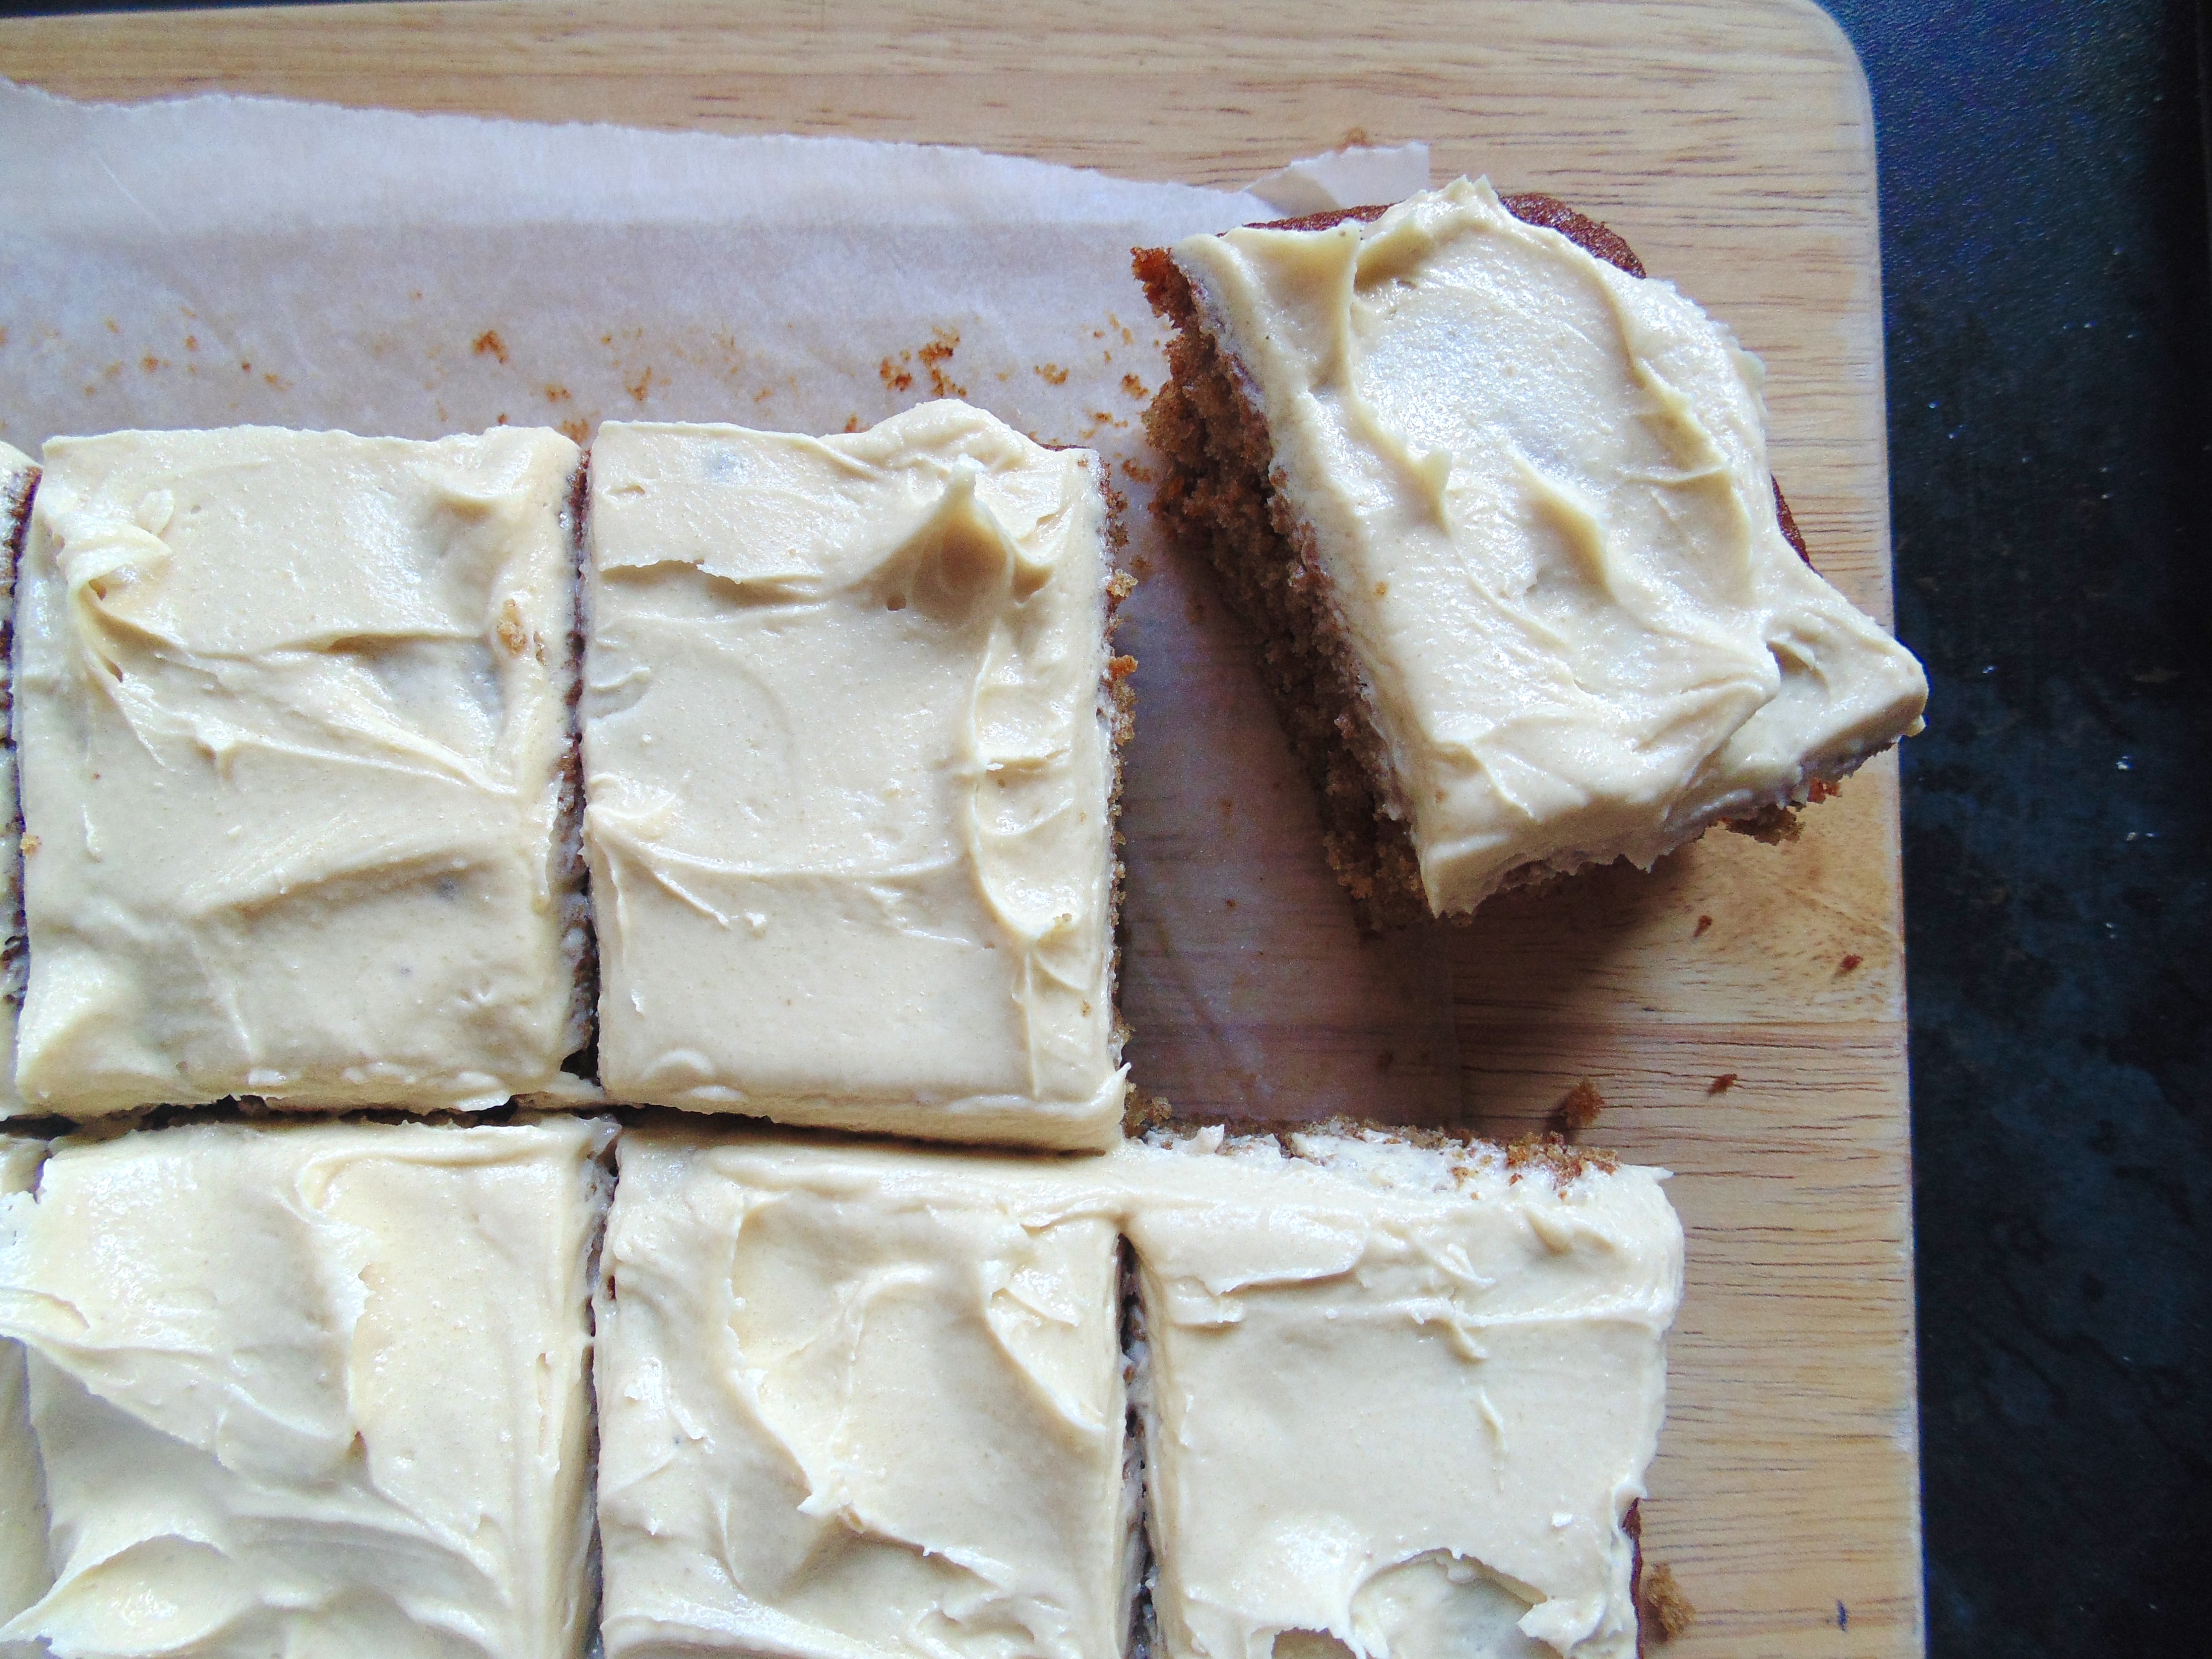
[
  {"x1": 0, "y1": 1137, "x2": 46, "y2": 1641},
  {"x1": 1122, "y1": 1127, "x2": 1682, "y2": 1659},
  {"x1": 595, "y1": 1127, "x2": 1138, "y2": 1659},
  {"x1": 591, "y1": 1124, "x2": 1681, "y2": 1659},
  {"x1": 0, "y1": 1117, "x2": 608, "y2": 1657},
  {"x1": 9, "y1": 427, "x2": 587, "y2": 1116},
  {"x1": 1172, "y1": 177, "x2": 1929, "y2": 913},
  {"x1": 583, "y1": 403, "x2": 1124, "y2": 1150},
  {"x1": 1, "y1": 442, "x2": 34, "y2": 1120}
]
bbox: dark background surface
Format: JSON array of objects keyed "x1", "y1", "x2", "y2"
[
  {"x1": 2, "y1": 0, "x2": 2208, "y2": 1653},
  {"x1": 1819, "y1": 0, "x2": 2212, "y2": 1653}
]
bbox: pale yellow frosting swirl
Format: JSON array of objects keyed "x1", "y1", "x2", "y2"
[
  {"x1": 595, "y1": 1128, "x2": 1140, "y2": 1659},
  {"x1": 1123, "y1": 1128, "x2": 1681, "y2": 1659},
  {"x1": 0, "y1": 1137, "x2": 47, "y2": 1647},
  {"x1": 0, "y1": 1118, "x2": 607, "y2": 1658},
  {"x1": 593, "y1": 1126, "x2": 1678, "y2": 1659},
  {"x1": 583, "y1": 404, "x2": 1124, "y2": 1149},
  {"x1": 9, "y1": 427, "x2": 586, "y2": 1116},
  {"x1": 1173, "y1": 178, "x2": 1928, "y2": 912}
]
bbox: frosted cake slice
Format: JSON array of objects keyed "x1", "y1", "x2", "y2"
[
  {"x1": 0, "y1": 1116, "x2": 608, "y2": 1657},
  {"x1": 594, "y1": 1126, "x2": 1139, "y2": 1659},
  {"x1": 1138, "y1": 178, "x2": 1929, "y2": 925},
  {"x1": 0, "y1": 1135, "x2": 47, "y2": 1641},
  {"x1": 1, "y1": 443, "x2": 35, "y2": 1119},
  {"x1": 9, "y1": 426, "x2": 589, "y2": 1116},
  {"x1": 1122, "y1": 1124, "x2": 1684, "y2": 1659},
  {"x1": 583, "y1": 402, "x2": 1128, "y2": 1150}
]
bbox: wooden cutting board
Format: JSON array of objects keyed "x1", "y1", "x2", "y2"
[{"x1": 0, "y1": 2, "x2": 1922, "y2": 1654}]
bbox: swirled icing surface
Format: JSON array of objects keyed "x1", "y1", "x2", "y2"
[
  {"x1": 0, "y1": 1117, "x2": 608, "y2": 1659},
  {"x1": 9, "y1": 427, "x2": 586, "y2": 1116},
  {"x1": 1173, "y1": 178, "x2": 1929, "y2": 912},
  {"x1": 0, "y1": 1137, "x2": 47, "y2": 1644},
  {"x1": 582, "y1": 404, "x2": 1123, "y2": 1149},
  {"x1": 594, "y1": 1127, "x2": 1138, "y2": 1659},
  {"x1": 591, "y1": 1125, "x2": 1682, "y2": 1659},
  {"x1": 1123, "y1": 1128, "x2": 1682, "y2": 1659}
]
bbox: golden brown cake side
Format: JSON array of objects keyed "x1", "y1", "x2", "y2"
[{"x1": 1137, "y1": 244, "x2": 1429, "y2": 931}]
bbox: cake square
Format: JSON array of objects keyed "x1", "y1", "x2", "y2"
[
  {"x1": 0, "y1": 1135, "x2": 46, "y2": 1636},
  {"x1": 0, "y1": 1116, "x2": 608, "y2": 1656},
  {"x1": 595, "y1": 1126, "x2": 1138, "y2": 1659},
  {"x1": 1, "y1": 442, "x2": 36, "y2": 1120},
  {"x1": 1122, "y1": 1126, "x2": 1683, "y2": 1659},
  {"x1": 9, "y1": 426, "x2": 588, "y2": 1116},
  {"x1": 582, "y1": 402, "x2": 1126, "y2": 1149},
  {"x1": 1139, "y1": 178, "x2": 1929, "y2": 923}
]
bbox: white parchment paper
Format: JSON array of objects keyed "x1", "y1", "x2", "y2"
[{"x1": 0, "y1": 82, "x2": 1454, "y2": 1123}]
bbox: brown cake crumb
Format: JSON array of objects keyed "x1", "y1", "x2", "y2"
[
  {"x1": 495, "y1": 597, "x2": 532, "y2": 659},
  {"x1": 1640, "y1": 1563, "x2": 1696, "y2": 1643},
  {"x1": 1555, "y1": 1077, "x2": 1606, "y2": 1129},
  {"x1": 1726, "y1": 800, "x2": 1803, "y2": 844},
  {"x1": 1504, "y1": 1130, "x2": 1619, "y2": 1182},
  {"x1": 1122, "y1": 1091, "x2": 1174, "y2": 1135},
  {"x1": 917, "y1": 329, "x2": 965, "y2": 399}
]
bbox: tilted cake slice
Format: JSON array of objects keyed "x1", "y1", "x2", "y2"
[
  {"x1": 595, "y1": 1126, "x2": 1140, "y2": 1659},
  {"x1": 0, "y1": 1116, "x2": 608, "y2": 1657},
  {"x1": 582, "y1": 402, "x2": 1129, "y2": 1149},
  {"x1": 1139, "y1": 178, "x2": 1928, "y2": 925},
  {"x1": 1121, "y1": 1124, "x2": 1683, "y2": 1659},
  {"x1": 9, "y1": 426, "x2": 591, "y2": 1117}
]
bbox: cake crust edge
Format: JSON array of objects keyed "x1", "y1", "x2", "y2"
[{"x1": 1137, "y1": 195, "x2": 1883, "y2": 927}]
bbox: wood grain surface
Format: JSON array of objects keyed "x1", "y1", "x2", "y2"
[{"x1": 0, "y1": 3, "x2": 1923, "y2": 1654}]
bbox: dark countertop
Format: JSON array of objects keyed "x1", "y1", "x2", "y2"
[{"x1": 1822, "y1": 1, "x2": 2212, "y2": 1652}]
